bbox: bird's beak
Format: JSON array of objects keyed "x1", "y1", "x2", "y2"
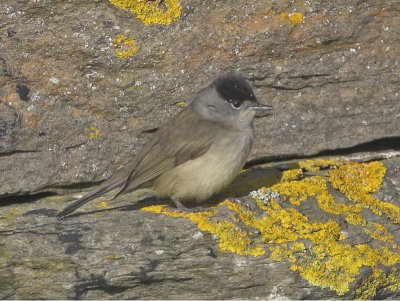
[{"x1": 251, "y1": 102, "x2": 274, "y2": 117}]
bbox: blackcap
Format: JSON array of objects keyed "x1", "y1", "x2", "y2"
[{"x1": 57, "y1": 74, "x2": 273, "y2": 218}]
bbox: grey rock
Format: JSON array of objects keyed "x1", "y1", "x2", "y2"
[
  {"x1": 1, "y1": 0, "x2": 399, "y2": 196},
  {"x1": 0, "y1": 156, "x2": 399, "y2": 299}
]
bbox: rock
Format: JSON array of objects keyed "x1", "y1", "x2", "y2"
[
  {"x1": 1, "y1": 0, "x2": 400, "y2": 196},
  {"x1": 1, "y1": 1, "x2": 399, "y2": 299},
  {"x1": 0, "y1": 156, "x2": 399, "y2": 299}
]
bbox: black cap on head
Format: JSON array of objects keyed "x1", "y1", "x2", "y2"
[{"x1": 213, "y1": 74, "x2": 257, "y2": 105}]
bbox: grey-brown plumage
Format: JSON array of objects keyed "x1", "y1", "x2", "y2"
[{"x1": 57, "y1": 74, "x2": 273, "y2": 218}]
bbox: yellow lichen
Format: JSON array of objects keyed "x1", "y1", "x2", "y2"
[
  {"x1": 141, "y1": 205, "x2": 265, "y2": 256},
  {"x1": 328, "y1": 161, "x2": 400, "y2": 224},
  {"x1": 271, "y1": 165, "x2": 398, "y2": 247},
  {"x1": 109, "y1": 0, "x2": 182, "y2": 25},
  {"x1": 329, "y1": 161, "x2": 385, "y2": 194},
  {"x1": 280, "y1": 12, "x2": 304, "y2": 27},
  {"x1": 365, "y1": 222, "x2": 396, "y2": 247},
  {"x1": 113, "y1": 34, "x2": 138, "y2": 59},
  {"x1": 94, "y1": 201, "x2": 110, "y2": 209},
  {"x1": 281, "y1": 168, "x2": 303, "y2": 181},
  {"x1": 177, "y1": 101, "x2": 187, "y2": 108},
  {"x1": 222, "y1": 197, "x2": 399, "y2": 296},
  {"x1": 141, "y1": 159, "x2": 400, "y2": 298},
  {"x1": 279, "y1": 12, "x2": 289, "y2": 21},
  {"x1": 0, "y1": 208, "x2": 24, "y2": 225},
  {"x1": 298, "y1": 157, "x2": 347, "y2": 172},
  {"x1": 270, "y1": 176, "x2": 325, "y2": 205},
  {"x1": 289, "y1": 12, "x2": 303, "y2": 26},
  {"x1": 102, "y1": 254, "x2": 124, "y2": 261},
  {"x1": 88, "y1": 126, "x2": 101, "y2": 140},
  {"x1": 355, "y1": 268, "x2": 400, "y2": 300}
]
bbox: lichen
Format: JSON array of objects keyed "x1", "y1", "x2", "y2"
[
  {"x1": 328, "y1": 161, "x2": 400, "y2": 224},
  {"x1": 94, "y1": 201, "x2": 110, "y2": 209},
  {"x1": 280, "y1": 12, "x2": 289, "y2": 21},
  {"x1": 13, "y1": 258, "x2": 75, "y2": 298},
  {"x1": 0, "y1": 208, "x2": 25, "y2": 226},
  {"x1": 141, "y1": 159, "x2": 400, "y2": 298},
  {"x1": 298, "y1": 157, "x2": 347, "y2": 172},
  {"x1": 141, "y1": 205, "x2": 265, "y2": 256},
  {"x1": 113, "y1": 34, "x2": 138, "y2": 59},
  {"x1": 355, "y1": 268, "x2": 400, "y2": 299},
  {"x1": 227, "y1": 198, "x2": 389, "y2": 295},
  {"x1": 102, "y1": 254, "x2": 124, "y2": 261},
  {"x1": 281, "y1": 168, "x2": 303, "y2": 181},
  {"x1": 109, "y1": 0, "x2": 182, "y2": 25},
  {"x1": 177, "y1": 101, "x2": 187, "y2": 108},
  {"x1": 249, "y1": 187, "x2": 280, "y2": 204},
  {"x1": 272, "y1": 162, "x2": 398, "y2": 247},
  {"x1": 88, "y1": 126, "x2": 101, "y2": 140},
  {"x1": 280, "y1": 12, "x2": 304, "y2": 27},
  {"x1": 289, "y1": 12, "x2": 303, "y2": 26}
]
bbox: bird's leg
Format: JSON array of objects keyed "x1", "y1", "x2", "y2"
[{"x1": 167, "y1": 197, "x2": 213, "y2": 213}]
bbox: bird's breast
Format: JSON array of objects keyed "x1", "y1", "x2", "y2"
[{"x1": 153, "y1": 128, "x2": 253, "y2": 203}]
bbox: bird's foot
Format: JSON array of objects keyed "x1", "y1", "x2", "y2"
[
  {"x1": 168, "y1": 197, "x2": 214, "y2": 213},
  {"x1": 165, "y1": 205, "x2": 213, "y2": 213}
]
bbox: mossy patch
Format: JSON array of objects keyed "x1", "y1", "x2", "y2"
[
  {"x1": 12, "y1": 258, "x2": 75, "y2": 299},
  {"x1": 0, "y1": 208, "x2": 25, "y2": 226}
]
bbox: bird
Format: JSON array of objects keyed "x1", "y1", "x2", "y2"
[{"x1": 57, "y1": 74, "x2": 273, "y2": 218}]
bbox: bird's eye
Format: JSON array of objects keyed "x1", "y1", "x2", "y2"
[{"x1": 231, "y1": 100, "x2": 242, "y2": 109}]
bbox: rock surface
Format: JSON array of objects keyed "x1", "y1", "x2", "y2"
[
  {"x1": 0, "y1": 155, "x2": 399, "y2": 299},
  {"x1": 1, "y1": 1, "x2": 400, "y2": 299},
  {"x1": 1, "y1": 0, "x2": 400, "y2": 196}
]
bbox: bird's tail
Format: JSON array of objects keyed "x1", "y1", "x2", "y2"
[{"x1": 56, "y1": 178, "x2": 126, "y2": 219}]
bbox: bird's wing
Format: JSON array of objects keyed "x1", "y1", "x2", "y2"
[
  {"x1": 115, "y1": 109, "x2": 217, "y2": 196},
  {"x1": 57, "y1": 108, "x2": 216, "y2": 218}
]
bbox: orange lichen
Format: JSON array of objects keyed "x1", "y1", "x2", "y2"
[{"x1": 109, "y1": 0, "x2": 182, "y2": 25}]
